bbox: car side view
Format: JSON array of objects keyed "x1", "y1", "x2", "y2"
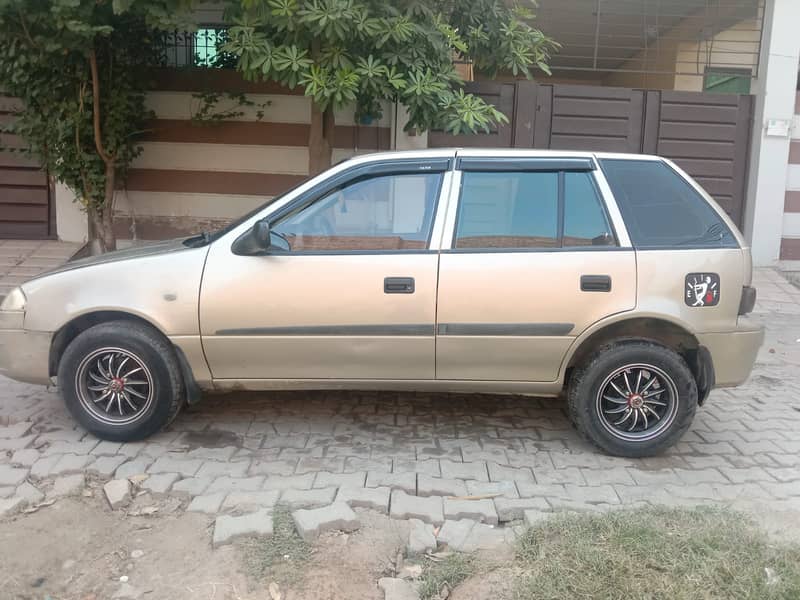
[{"x1": 0, "y1": 149, "x2": 764, "y2": 457}]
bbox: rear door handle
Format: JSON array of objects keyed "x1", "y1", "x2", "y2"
[
  {"x1": 384, "y1": 277, "x2": 415, "y2": 294},
  {"x1": 581, "y1": 274, "x2": 612, "y2": 292}
]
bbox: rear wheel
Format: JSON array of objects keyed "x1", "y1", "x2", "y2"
[
  {"x1": 567, "y1": 341, "x2": 697, "y2": 457},
  {"x1": 58, "y1": 321, "x2": 184, "y2": 441}
]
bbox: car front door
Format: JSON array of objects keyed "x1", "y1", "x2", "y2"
[
  {"x1": 199, "y1": 158, "x2": 451, "y2": 382},
  {"x1": 435, "y1": 155, "x2": 637, "y2": 382}
]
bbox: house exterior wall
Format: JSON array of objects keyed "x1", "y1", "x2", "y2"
[
  {"x1": 781, "y1": 92, "x2": 800, "y2": 260},
  {"x1": 110, "y1": 72, "x2": 392, "y2": 240}
]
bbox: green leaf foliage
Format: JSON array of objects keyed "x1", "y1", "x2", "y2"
[
  {"x1": 0, "y1": 0, "x2": 194, "y2": 220},
  {"x1": 223, "y1": 0, "x2": 557, "y2": 133}
]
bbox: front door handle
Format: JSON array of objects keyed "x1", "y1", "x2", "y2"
[
  {"x1": 581, "y1": 274, "x2": 612, "y2": 292},
  {"x1": 384, "y1": 277, "x2": 415, "y2": 294}
]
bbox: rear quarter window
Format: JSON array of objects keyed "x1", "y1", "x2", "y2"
[{"x1": 599, "y1": 159, "x2": 738, "y2": 249}]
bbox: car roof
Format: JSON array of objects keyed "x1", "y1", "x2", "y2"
[{"x1": 346, "y1": 148, "x2": 664, "y2": 165}]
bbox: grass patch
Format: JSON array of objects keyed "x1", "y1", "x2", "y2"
[
  {"x1": 417, "y1": 553, "x2": 476, "y2": 600},
  {"x1": 240, "y1": 505, "x2": 310, "y2": 586},
  {"x1": 513, "y1": 506, "x2": 800, "y2": 600}
]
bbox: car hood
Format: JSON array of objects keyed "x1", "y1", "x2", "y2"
[{"x1": 29, "y1": 238, "x2": 193, "y2": 280}]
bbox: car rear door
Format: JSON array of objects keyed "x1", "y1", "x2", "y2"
[{"x1": 435, "y1": 154, "x2": 637, "y2": 383}]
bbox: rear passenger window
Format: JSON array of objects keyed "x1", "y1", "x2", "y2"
[
  {"x1": 599, "y1": 159, "x2": 737, "y2": 249},
  {"x1": 564, "y1": 172, "x2": 614, "y2": 247},
  {"x1": 454, "y1": 170, "x2": 615, "y2": 250},
  {"x1": 455, "y1": 172, "x2": 558, "y2": 249}
]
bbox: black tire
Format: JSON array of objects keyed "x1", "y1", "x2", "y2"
[
  {"x1": 567, "y1": 341, "x2": 697, "y2": 457},
  {"x1": 57, "y1": 320, "x2": 184, "y2": 442}
]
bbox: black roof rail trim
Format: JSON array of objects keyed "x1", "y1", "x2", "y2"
[{"x1": 456, "y1": 157, "x2": 595, "y2": 172}]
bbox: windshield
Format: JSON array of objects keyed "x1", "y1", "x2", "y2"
[{"x1": 183, "y1": 179, "x2": 310, "y2": 247}]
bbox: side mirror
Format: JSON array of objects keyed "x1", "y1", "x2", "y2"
[{"x1": 232, "y1": 219, "x2": 272, "y2": 256}]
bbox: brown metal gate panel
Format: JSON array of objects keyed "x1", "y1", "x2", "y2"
[
  {"x1": 0, "y1": 96, "x2": 53, "y2": 239},
  {"x1": 430, "y1": 82, "x2": 753, "y2": 228},
  {"x1": 428, "y1": 82, "x2": 516, "y2": 148}
]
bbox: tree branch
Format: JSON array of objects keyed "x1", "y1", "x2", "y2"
[{"x1": 88, "y1": 47, "x2": 113, "y2": 164}]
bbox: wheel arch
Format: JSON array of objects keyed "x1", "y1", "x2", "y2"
[
  {"x1": 561, "y1": 314, "x2": 713, "y2": 404},
  {"x1": 49, "y1": 310, "x2": 168, "y2": 378}
]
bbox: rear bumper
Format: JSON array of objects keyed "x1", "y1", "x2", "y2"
[
  {"x1": 696, "y1": 319, "x2": 765, "y2": 388},
  {"x1": 0, "y1": 314, "x2": 52, "y2": 385}
]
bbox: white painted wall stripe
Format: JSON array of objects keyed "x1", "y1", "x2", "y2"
[
  {"x1": 145, "y1": 91, "x2": 392, "y2": 127},
  {"x1": 783, "y1": 211, "x2": 800, "y2": 236},
  {"x1": 787, "y1": 164, "x2": 800, "y2": 191},
  {"x1": 115, "y1": 191, "x2": 267, "y2": 219}
]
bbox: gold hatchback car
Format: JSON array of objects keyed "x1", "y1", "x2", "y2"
[{"x1": 0, "y1": 150, "x2": 764, "y2": 456}]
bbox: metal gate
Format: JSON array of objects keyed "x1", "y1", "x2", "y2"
[
  {"x1": 0, "y1": 96, "x2": 54, "y2": 239},
  {"x1": 430, "y1": 82, "x2": 753, "y2": 228}
]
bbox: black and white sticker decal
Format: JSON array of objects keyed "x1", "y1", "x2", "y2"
[{"x1": 685, "y1": 273, "x2": 720, "y2": 307}]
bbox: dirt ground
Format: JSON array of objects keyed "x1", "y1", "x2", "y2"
[{"x1": 0, "y1": 492, "x2": 417, "y2": 600}]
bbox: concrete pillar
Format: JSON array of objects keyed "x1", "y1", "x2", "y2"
[
  {"x1": 743, "y1": 0, "x2": 800, "y2": 265},
  {"x1": 390, "y1": 103, "x2": 429, "y2": 151},
  {"x1": 54, "y1": 183, "x2": 88, "y2": 244}
]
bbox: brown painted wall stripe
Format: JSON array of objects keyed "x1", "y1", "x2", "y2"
[
  {"x1": 113, "y1": 214, "x2": 233, "y2": 240},
  {"x1": 780, "y1": 237, "x2": 800, "y2": 260},
  {"x1": 795, "y1": 91, "x2": 800, "y2": 115},
  {"x1": 143, "y1": 119, "x2": 391, "y2": 149},
  {"x1": 786, "y1": 191, "x2": 800, "y2": 213},
  {"x1": 790, "y1": 140, "x2": 800, "y2": 165},
  {"x1": 126, "y1": 169, "x2": 306, "y2": 196}
]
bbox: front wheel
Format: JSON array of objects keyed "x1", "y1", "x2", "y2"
[
  {"x1": 58, "y1": 321, "x2": 184, "y2": 442},
  {"x1": 567, "y1": 341, "x2": 697, "y2": 457}
]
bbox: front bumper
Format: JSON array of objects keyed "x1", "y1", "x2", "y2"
[
  {"x1": 696, "y1": 318, "x2": 765, "y2": 388},
  {"x1": 0, "y1": 312, "x2": 52, "y2": 385}
]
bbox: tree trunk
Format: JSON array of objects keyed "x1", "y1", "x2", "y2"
[
  {"x1": 88, "y1": 46, "x2": 117, "y2": 253},
  {"x1": 308, "y1": 101, "x2": 335, "y2": 176}
]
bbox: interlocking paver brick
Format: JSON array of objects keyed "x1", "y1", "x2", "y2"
[
  {"x1": 487, "y1": 462, "x2": 534, "y2": 484},
  {"x1": 0, "y1": 465, "x2": 28, "y2": 486},
  {"x1": 292, "y1": 501, "x2": 360, "y2": 542},
  {"x1": 563, "y1": 484, "x2": 620, "y2": 505},
  {"x1": 719, "y1": 467, "x2": 776, "y2": 483},
  {"x1": 0, "y1": 496, "x2": 24, "y2": 516},
  {"x1": 407, "y1": 518, "x2": 436, "y2": 554},
  {"x1": 50, "y1": 474, "x2": 84, "y2": 497},
  {"x1": 0, "y1": 422, "x2": 32, "y2": 439},
  {"x1": 262, "y1": 474, "x2": 315, "y2": 491},
  {"x1": 9, "y1": 449, "x2": 39, "y2": 467},
  {"x1": 389, "y1": 490, "x2": 443, "y2": 525},
  {"x1": 443, "y1": 498, "x2": 498, "y2": 525},
  {"x1": 147, "y1": 456, "x2": 203, "y2": 477},
  {"x1": 280, "y1": 487, "x2": 337, "y2": 509},
  {"x1": 91, "y1": 441, "x2": 122, "y2": 456},
  {"x1": 188, "y1": 492, "x2": 227, "y2": 514},
  {"x1": 465, "y1": 480, "x2": 519, "y2": 498},
  {"x1": 393, "y1": 459, "x2": 441, "y2": 477},
  {"x1": 416, "y1": 475, "x2": 467, "y2": 497},
  {"x1": 50, "y1": 453, "x2": 93, "y2": 476},
  {"x1": 186, "y1": 446, "x2": 238, "y2": 461},
  {"x1": 115, "y1": 458, "x2": 152, "y2": 480},
  {"x1": 42, "y1": 440, "x2": 98, "y2": 455},
  {"x1": 335, "y1": 486, "x2": 390, "y2": 513},
  {"x1": 103, "y1": 479, "x2": 131, "y2": 509},
  {"x1": 439, "y1": 460, "x2": 488, "y2": 481},
  {"x1": 516, "y1": 481, "x2": 570, "y2": 500},
  {"x1": 142, "y1": 472, "x2": 180, "y2": 495},
  {"x1": 16, "y1": 481, "x2": 44, "y2": 505},
  {"x1": 366, "y1": 472, "x2": 416, "y2": 494},
  {"x1": 494, "y1": 497, "x2": 550, "y2": 522},
  {"x1": 172, "y1": 477, "x2": 212, "y2": 496},
  {"x1": 581, "y1": 467, "x2": 636, "y2": 486},
  {"x1": 436, "y1": 518, "x2": 476, "y2": 550},
  {"x1": 213, "y1": 508, "x2": 273, "y2": 547},
  {"x1": 195, "y1": 460, "x2": 249, "y2": 479},
  {"x1": 0, "y1": 435, "x2": 37, "y2": 451},
  {"x1": 88, "y1": 455, "x2": 128, "y2": 478},
  {"x1": 207, "y1": 476, "x2": 265, "y2": 494},
  {"x1": 533, "y1": 467, "x2": 585, "y2": 485},
  {"x1": 626, "y1": 469, "x2": 679, "y2": 486},
  {"x1": 296, "y1": 456, "x2": 345, "y2": 474},
  {"x1": 673, "y1": 468, "x2": 729, "y2": 484},
  {"x1": 249, "y1": 459, "x2": 297, "y2": 477},
  {"x1": 222, "y1": 490, "x2": 280, "y2": 511},
  {"x1": 314, "y1": 471, "x2": 366, "y2": 489}
]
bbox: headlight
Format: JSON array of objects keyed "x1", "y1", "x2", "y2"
[{"x1": 0, "y1": 287, "x2": 26, "y2": 311}]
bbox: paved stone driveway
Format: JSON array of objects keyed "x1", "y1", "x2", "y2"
[
  {"x1": 0, "y1": 240, "x2": 80, "y2": 297},
  {"x1": 0, "y1": 268, "x2": 798, "y2": 550}
]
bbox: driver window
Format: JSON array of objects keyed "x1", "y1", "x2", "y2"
[{"x1": 273, "y1": 172, "x2": 442, "y2": 251}]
